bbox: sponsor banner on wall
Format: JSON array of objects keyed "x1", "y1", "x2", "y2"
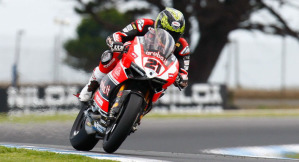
[
  {"x1": 0, "y1": 84, "x2": 228, "y2": 113},
  {"x1": 154, "y1": 84, "x2": 227, "y2": 112}
]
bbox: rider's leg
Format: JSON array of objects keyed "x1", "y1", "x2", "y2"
[
  {"x1": 79, "y1": 50, "x2": 121, "y2": 102},
  {"x1": 79, "y1": 67, "x2": 105, "y2": 102}
]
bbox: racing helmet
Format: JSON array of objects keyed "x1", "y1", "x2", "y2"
[{"x1": 154, "y1": 7, "x2": 185, "y2": 42}]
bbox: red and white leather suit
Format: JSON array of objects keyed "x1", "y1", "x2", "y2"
[
  {"x1": 79, "y1": 18, "x2": 190, "y2": 102},
  {"x1": 101, "y1": 18, "x2": 190, "y2": 81}
]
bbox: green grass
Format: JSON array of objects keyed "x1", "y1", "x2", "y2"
[
  {"x1": 0, "y1": 113, "x2": 76, "y2": 124},
  {"x1": 146, "y1": 109, "x2": 299, "y2": 118},
  {"x1": 284, "y1": 153, "x2": 299, "y2": 159},
  {"x1": 1, "y1": 109, "x2": 299, "y2": 124},
  {"x1": 0, "y1": 146, "x2": 116, "y2": 162}
]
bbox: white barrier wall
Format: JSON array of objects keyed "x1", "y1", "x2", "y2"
[{"x1": 0, "y1": 84, "x2": 228, "y2": 113}]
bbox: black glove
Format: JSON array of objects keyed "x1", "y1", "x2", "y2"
[
  {"x1": 175, "y1": 73, "x2": 188, "y2": 89},
  {"x1": 110, "y1": 42, "x2": 124, "y2": 52}
]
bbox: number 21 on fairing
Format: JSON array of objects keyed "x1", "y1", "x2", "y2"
[{"x1": 143, "y1": 57, "x2": 165, "y2": 75}]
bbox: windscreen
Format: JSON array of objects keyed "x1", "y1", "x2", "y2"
[{"x1": 143, "y1": 28, "x2": 175, "y2": 61}]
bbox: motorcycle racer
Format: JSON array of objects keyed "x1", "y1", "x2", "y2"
[{"x1": 79, "y1": 7, "x2": 190, "y2": 102}]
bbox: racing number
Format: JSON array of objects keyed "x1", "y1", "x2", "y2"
[{"x1": 145, "y1": 58, "x2": 162, "y2": 74}]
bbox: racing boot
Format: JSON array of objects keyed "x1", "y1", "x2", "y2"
[{"x1": 79, "y1": 67, "x2": 106, "y2": 102}]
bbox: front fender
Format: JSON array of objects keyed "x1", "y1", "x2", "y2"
[{"x1": 111, "y1": 90, "x2": 146, "y2": 115}]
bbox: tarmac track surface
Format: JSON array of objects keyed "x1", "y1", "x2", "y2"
[{"x1": 1, "y1": 117, "x2": 298, "y2": 161}]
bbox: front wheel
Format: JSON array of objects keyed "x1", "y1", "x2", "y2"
[
  {"x1": 69, "y1": 103, "x2": 100, "y2": 151},
  {"x1": 103, "y1": 93, "x2": 143, "y2": 153}
]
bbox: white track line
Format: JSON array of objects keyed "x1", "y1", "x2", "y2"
[
  {"x1": 0, "y1": 143, "x2": 164, "y2": 162},
  {"x1": 203, "y1": 144, "x2": 299, "y2": 160}
]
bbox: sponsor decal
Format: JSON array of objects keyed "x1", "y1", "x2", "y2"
[
  {"x1": 113, "y1": 33, "x2": 122, "y2": 42},
  {"x1": 122, "y1": 24, "x2": 134, "y2": 33},
  {"x1": 137, "y1": 19, "x2": 144, "y2": 31},
  {"x1": 0, "y1": 84, "x2": 228, "y2": 113},
  {"x1": 168, "y1": 73, "x2": 175, "y2": 79},
  {"x1": 94, "y1": 92, "x2": 103, "y2": 106},
  {"x1": 155, "y1": 84, "x2": 227, "y2": 111},
  {"x1": 103, "y1": 58, "x2": 115, "y2": 68},
  {"x1": 145, "y1": 51, "x2": 166, "y2": 63},
  {"x1": 184, "y1": 60, "x2": 190, "y2": 66},
  {"x1": 113, "y1": 66, "x2": 122, "y2": 78},
  {"x1": 132, "y1": 23, "x2": 136, "y2": 29},
  {"x1": 180, "y1": 46, "x2": 190, "y2": 55},
  {"x1": 184, "y1": 55, "x2": 190, "y2": 60},
  {"x1": 6, "y1": 86, "x2": 80, "y2": 109},
  {"x1": 171, "y1": 21, "x2": 180, "y2": 30},
  {"x1": 131, "y1": 52, "x2": 138, "y2": 59},
  {"x1": 184, "y1": 59, "x2": 190, "y2": 71},
  {"x1": 100, "y1": 80, "x2": 111, "y2": 96}
]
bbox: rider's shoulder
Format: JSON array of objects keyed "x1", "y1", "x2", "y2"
[
  {"x1": 135, "y1": 18, "x2": 155, "y2": 32},
  {"x1": 175, "y1": 38, "x2": 190, "y2": 56},
  {"x1": 177, "y1": 37, "x2": 189, "y2": 46}
]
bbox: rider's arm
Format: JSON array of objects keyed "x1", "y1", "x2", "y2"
[
  {"x1": 174, "y1": 37, "x2": 190, "y2": 89},
  {"x1": 106, "y1": 18, "x2": 155, "y2": 49}
]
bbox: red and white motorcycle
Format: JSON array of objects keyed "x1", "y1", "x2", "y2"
[{"x1": 70, "y1": 28, "x2": 180, "y2": 153}]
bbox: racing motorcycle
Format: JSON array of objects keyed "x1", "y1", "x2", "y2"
[{"x1": 69, "y1": 28, "x2": 181, "y2": 153}]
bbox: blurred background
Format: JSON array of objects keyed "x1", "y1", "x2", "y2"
[{"x1": 1, "y1": 0, "x2": 299, "y2": 111}]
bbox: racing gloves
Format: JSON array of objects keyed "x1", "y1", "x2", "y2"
[
  {"x1": 175, "y1": 69, "x2": 188, "y2": 89},
  {"x1": 110, "y1": 42, "x2": 124, "y2": 52}
]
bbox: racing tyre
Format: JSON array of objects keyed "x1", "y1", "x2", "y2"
[
  {"x1": 69, "y1": 103, "x2": 99, "y2": 151},
  {"x1": 103, "y1": 93, "x2": 143, "y2": 153}
]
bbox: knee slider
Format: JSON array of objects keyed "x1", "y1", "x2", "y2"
[{"x1": 101, "y1": 50, "x2": 113, "y2": 65}]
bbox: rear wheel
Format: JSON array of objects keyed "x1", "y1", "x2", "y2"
[
  {"x1": 69, "y1": 103, "x2": 100, "y2": 151},
  {"x1": 103, "y1": 93, "x2": 143, "y2": 153}
]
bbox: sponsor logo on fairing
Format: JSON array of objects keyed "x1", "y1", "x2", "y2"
[
  {"x1": 100, "y1": 80, "x2": 111, "y2": 96},
  {"x1": 95, "y1": 93, "x2": 103, "y2": 106},
  {"x1": 103, "y1": 58, "x2": 115, "y2": 68},
  {"x1": 145, "y1": 51, "x2": 166, "y2": 63},
  {"x1": 168, "y1": 73, "x2": 175, "y2": 79},
  {"x1": 131, "y1": 52, "x2": 138, "y2": 59},
  {"x1": 113, "y1": 66, "x2": 122, "y2": 78}
]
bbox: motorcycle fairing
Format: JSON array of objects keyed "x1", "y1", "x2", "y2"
[
  {"x1": 127, "y1": 36, "x2": 179, "y2": 88},
  {"x1": 93, "y1": 29, "x2": 179, "y2": 113},
  {"x1": 93, "y1": 62, "x2": 128, "y2": 113}
]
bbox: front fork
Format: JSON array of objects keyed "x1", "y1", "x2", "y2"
[
  {"x1": 109, "y1": 84, "x2": 151, "y2": 132},
  {"x1": 90, "y1": 83, "x2": 151, "y2": 136}
]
